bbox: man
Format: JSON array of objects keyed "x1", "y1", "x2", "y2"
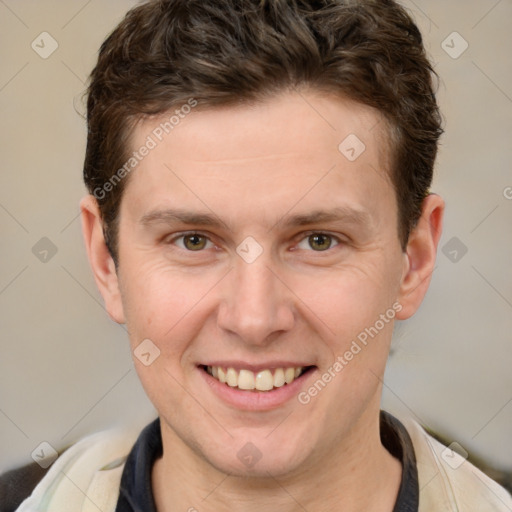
[{"x1": 13, "y1": 0, "x2": 512, "y2": 510}]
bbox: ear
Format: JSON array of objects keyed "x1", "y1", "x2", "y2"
[
  {"x1": 80, "y1": 195, "x2": 125, "y2": 324},
  {"x1": 396, "y1": 194, "x2": 444, "y2": 320}
]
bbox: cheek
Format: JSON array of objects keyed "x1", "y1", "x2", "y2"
[
  {"x1": 292, "y1": 261, "x2": 400, "y2": 334},
  {"x1": 119, "y1": 261, "x2": 221, "y2": 351}
]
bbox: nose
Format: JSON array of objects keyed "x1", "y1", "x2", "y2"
[{"x1": 217, "y1": 254, "x2": 295, "y2": 346}]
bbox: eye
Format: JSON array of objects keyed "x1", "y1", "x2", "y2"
[
  {"x1": 297, "y1": 233, "x2": 340, "y2": 252},
  {"x1": 173, "y1": 233, "x2": 213, "y2": 251}
]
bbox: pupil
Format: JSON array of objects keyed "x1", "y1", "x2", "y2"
[
  {"x1": 310, "y1": 234, "x2": 331, "y2": 251},
  {"x1": 186, "y1": 235, "x2": 205, "y2": 250}
]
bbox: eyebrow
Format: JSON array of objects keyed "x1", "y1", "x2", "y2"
[
  {"x1": 140, "y1": 208, "x2": 225, "y2": 228},
  {"x1": 139, "y1": 206, "x2": 371, "y2": 230},
  {"x1": 277, "y1": 207, "x2": 371, "y2": 228}
]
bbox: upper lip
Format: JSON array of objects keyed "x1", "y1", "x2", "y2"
[{"x1": 200, "y1": 361, "x2": 315, "y2": 372}]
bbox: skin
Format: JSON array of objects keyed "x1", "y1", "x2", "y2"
[{"x1": 81, "y1": 90, "x2": 444, "y2": 512}]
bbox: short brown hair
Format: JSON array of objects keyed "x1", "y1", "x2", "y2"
[{"x1": 84, "y1": 0, "x2": 442, "y2": 262}]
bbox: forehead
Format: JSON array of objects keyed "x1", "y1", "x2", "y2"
[
  {"x1": 122, "y1": 91, "x2": 395, "y2": 230},
  {"x1": 136, "y1": 92, "x2": 387, "y2": 163}
]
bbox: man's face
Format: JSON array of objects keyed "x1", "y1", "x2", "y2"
[{"x1": 114, "y1": 91, "x2": 409, "y2": 476}]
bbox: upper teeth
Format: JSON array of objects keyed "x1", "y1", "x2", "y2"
[{"x1": 206, "y1": 366, "x2": 304, "y2": 391}]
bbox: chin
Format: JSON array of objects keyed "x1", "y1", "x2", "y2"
[
  {"x1": 209, "y1": 449, "x2": 307, "y2": 479},
  {"x1": 195, "y1": 427, "x2": 317, "y2": 479}
]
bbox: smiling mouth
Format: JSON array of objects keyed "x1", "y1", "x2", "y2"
[{"x1": 201, "y1": 365, "x2": 315, "y2": 392}]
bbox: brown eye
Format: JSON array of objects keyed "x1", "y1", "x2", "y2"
[
  {"x1": 308, "y1": 234, "x2": 333, "y2": 251},
  {"x1": 183, "y1": 234, "x2": 208, "y2": 251}
]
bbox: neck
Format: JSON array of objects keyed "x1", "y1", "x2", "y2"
[{"x1": 152, "y1": 407, "x2": 402, "y2": 512}]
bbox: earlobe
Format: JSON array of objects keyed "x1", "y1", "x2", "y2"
[
  {"x1": 396, "y1": 194, "x2": 444, "y2": 320},
  {"x1": 80, "y1": 195, "x2": 126, "y2": 324}
]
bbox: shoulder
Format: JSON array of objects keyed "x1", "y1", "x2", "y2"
[
  {"x1": 11, "y1": 424, "x2": 141, "y2": 512},
  {"x1": 400, "y1": 416, "x2": 512, "y2": 512}
]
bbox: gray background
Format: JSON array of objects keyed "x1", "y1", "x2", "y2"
[{"x1": 1, "y1": 0, "x2": 511, "y2": 475}]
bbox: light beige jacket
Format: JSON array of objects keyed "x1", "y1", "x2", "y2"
[{"x1": 16, "y1": 417, "x2": 512, "y2": 511}]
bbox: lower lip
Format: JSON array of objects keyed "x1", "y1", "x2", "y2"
[{"x1": 198, "y1": 367, "x2": 317, "y2": 411}]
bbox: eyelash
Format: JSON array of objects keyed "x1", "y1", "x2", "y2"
[{"x1": 166, "y1": 231, "x2": 344, "y2": 253}]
